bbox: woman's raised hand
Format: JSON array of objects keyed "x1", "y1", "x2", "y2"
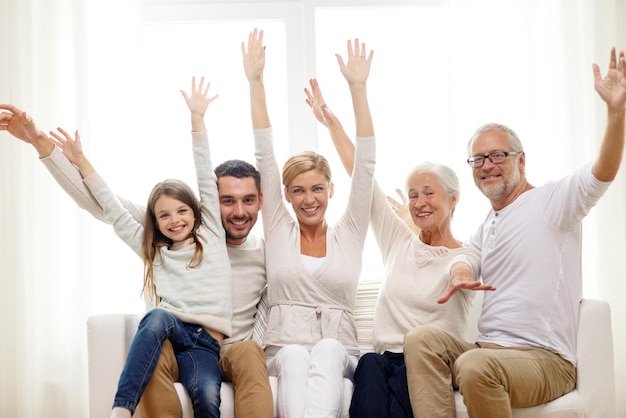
[
  {"x1": 335, "y1": 38, "x2": 374, "y2": 87},
  {"x1": 242, "y1": 28, "x2": 265, "y2": 82}
]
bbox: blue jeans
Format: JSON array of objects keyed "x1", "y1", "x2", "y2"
[
  {"x1": 349, "y1": 351, "x2": 413, "y2": 418},
  {"x1": 113, "y1": 308, "x2": 222, "y2": 418}
]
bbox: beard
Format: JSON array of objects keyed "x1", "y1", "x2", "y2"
[
  {"x1": 225, "y1": 228, "x2": 250, "y2": 242},
  {"x1": 223, "y1": 217, "x2": 254, "y2": 242},
  {"x1": 476, "y1": 164, "x2": 521, "y2": 202}
]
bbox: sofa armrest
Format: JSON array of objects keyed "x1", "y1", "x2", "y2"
[
  {"x1": 576, "y1": 299, "x2": 616, "y2": 417},
  {"x1": 87, "y1": 314, "x2": 142, "y2": 418}
]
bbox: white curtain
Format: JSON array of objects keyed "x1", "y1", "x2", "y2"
[
  {"x1": 0, "y1": 0, "x2": 141, "y2": 416},
  {"x1": 1, "y1": 0, "x2": 625, "y2": 417}
]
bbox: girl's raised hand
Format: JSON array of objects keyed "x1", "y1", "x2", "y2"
[
  {"x1": 180, "y1": 76, "x2": 219, "y2": 118},
  {"x1": 49, "y1": 127, "x2": 84, "y2": 164},
  {"x1": 49, "y1": 127, "x2": 94, "y2": 177}
]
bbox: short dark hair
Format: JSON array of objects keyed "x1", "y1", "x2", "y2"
[{"x1": 214, "y1": 159, "x2": 261, "y2": 192}]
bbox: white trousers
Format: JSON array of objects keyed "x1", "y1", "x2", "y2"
[{"x1": 266, "y1": 338, "x2": 359, "y2": 418}]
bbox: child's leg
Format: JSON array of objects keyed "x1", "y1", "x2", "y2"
[
  {"x1": 175, "y1": 323, "x2": 222, "y2": 418},
  {"x1": 113, "y1": 309, "x2": 178, "y2": 414}
]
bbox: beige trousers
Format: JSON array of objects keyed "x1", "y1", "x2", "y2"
[
  {"x1": 136, "y1": 339, "x2": 273, "y2": 418},
  {"x1": 403, "y1": 325, "x2": 576, "y2": 418}
]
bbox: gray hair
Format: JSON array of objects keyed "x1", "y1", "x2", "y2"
[
  {"x1": 406, "y1": 162, "x2": 460, "y2": 215},
  {"x1": 467, "y1": 123, "x2": 524, "y2": 156}
]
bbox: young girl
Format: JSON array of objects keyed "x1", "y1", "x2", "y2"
[{"x1": 50, "y1": 77, "x2": 232, "y2": 418}]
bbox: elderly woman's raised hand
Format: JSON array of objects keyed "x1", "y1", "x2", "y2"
[
  {"x1": 386, "y1": 189, "x2": 420, "y2": 236},
  {"x1": 304, "y1": 78, "x2": 341, "y2": 130}
]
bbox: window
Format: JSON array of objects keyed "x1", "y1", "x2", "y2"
[{"x1": 86, "y1": 0, "x2": 598, "y2": 313}]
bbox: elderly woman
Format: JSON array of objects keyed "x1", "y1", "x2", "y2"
[{"x1": 305, "y1": 79, "x2": 494, "y2": 418}]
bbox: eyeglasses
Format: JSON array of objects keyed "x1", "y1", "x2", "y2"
[{"x1": 467, "y1": 151, "x2": 521, "y2": 168}]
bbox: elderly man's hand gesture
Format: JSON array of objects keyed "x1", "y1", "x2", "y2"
[
  {"x1": 592, "y1": 47, "x2": 626, "y2": 183},
  {"x1": 593, "y1": 47, "x2": 626, "y2": 111},
  {"x1": 437, "y1": 262, "x2": 496, "y2": 304}
]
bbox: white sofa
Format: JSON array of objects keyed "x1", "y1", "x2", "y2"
[{"x1": 87, "y1": 281, "x2": 616, "y2": 418}]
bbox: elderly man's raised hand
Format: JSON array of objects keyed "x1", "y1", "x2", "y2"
[
  {"x1": 437, "y1": 263, "x2": 496, "y2": 305},
  {"x1": 593, "y1": 47, "x2": 626, "y2": 111}
]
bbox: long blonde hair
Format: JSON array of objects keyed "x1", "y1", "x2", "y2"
[{"x1": 141, "y1": 179, "x2": 204, "y2": 304}]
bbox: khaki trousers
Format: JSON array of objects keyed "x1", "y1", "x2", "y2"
[
  {"x1": 403, "y1": 325, "x2": 576, "y2": 418},
  {"x1": 136, "y1": 339, "x2": 273, "y2": 418}
]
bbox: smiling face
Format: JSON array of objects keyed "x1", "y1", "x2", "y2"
[
  {"x1": 407, "y1": 172, "x2": 457, "y2": 234},
  {"x1": 470, "y1": 128, "x2": 524, "y2": 206},
  {"x1": 284, "y1": 168, "x2": 334, "y2": 227},
  {"x1": 153, "y1": 195, "x2": 196, "y2": 243},
  {"x1": 217, "y1": 175, "x2": 263, "y2": 245}
]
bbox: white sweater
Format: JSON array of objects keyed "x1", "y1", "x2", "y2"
[
  {"x1": 42, "y1": 146, "x2": 267, "y2": 352},
  {"x1": 369, "y1": 181, "x2": 481, "y2": 353},
  {"x1": 254, "y1": 127, "x2": 375, "y2": 353},
  {"x1": 83, "y1": 130, "x2": 233, "y2": 336},
  {"x1": 468, "y1": 163, "x2": 611, "y2": 365}
]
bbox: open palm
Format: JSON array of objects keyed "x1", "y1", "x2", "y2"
[{"x1": 593, "y1": 48, "x2": 626, "y2": 110}]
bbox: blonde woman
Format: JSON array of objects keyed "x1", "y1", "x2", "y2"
[{"x1": 242, "y1": 28, "x2": 375, "y2": 417}]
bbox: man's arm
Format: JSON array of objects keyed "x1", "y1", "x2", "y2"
[
  {"x1": 0, "y1": 104, "x2": 54, "y2": 157},
  {"x1": 0, "y1": 104, "x2": 145, "y2": 223},
  {"x1": 43, "y1": 148, "x2": 146, "y2": 223},
  {"x1": 591, "y1": 47, "x2": 626, "y2": 182}
]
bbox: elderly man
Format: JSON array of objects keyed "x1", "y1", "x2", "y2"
[{"x1": 403, "y1": 47, "x2": 625, "y2": 417}]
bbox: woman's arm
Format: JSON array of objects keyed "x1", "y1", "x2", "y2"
[
  {"x1": 304, "y1": 79, "x2": 355, "y2": 175},
  {"x1": 242, "y1": 28, "x2": 271, "y2": 130},
  {"x1": 335, "y1": 39, "x2": 374, "y2": 140},
  {"x1": 333, "y1": 39, "x2": 376, "y2": 244},
  {"x1": 243, "y1": 28, "x2": 291, "y2": 238}
]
